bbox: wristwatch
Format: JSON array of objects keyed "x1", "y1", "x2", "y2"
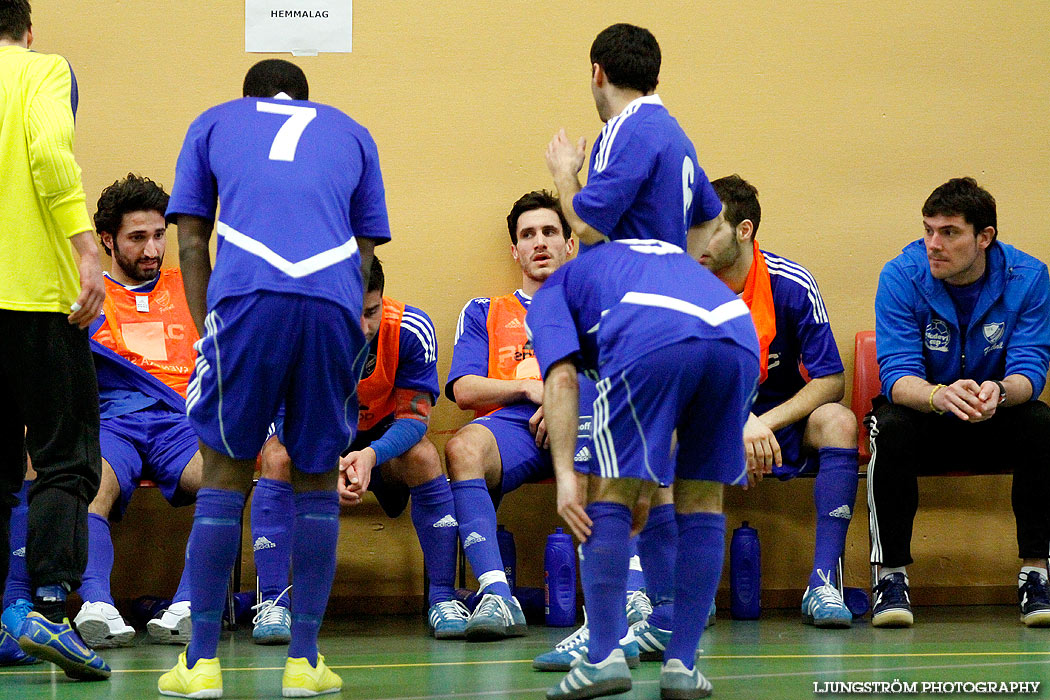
[{"x1": 993, "y1": 380, "x2": 1006, "y2": 404}]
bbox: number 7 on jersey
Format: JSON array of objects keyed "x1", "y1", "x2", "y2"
[{"x1": 257, "y1": 102, "x2": 317, "y2": 162}]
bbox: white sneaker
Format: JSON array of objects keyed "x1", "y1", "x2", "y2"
[
  {"x1": 73, "y1": 601, "x2": 135, "y2": 649},
  {"x1": 147, "y1": 600, "x2": 192, "y2": 644}
]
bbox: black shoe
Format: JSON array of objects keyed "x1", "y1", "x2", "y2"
[
  {"x1": 871, "y1": 572, "x2": 913, "y2": 628},
  {"x1": 1019, "y1": 571, "x2": 1050, "y2": 627}
]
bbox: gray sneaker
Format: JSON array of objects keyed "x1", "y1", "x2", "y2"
[
  {"x1": 546, "y1": 648, "x2": 632, "y2": 700},
  {"x1": 660, "y1": 658, "x2": 713, "y2": 700},
  {"x1": 465, "y1": 593, "x2": 526, "y2": 641}
]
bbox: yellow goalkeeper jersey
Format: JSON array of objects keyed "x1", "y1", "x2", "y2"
[{"x1": 0, "y1": 45, "x2": 92, "y2": 312}]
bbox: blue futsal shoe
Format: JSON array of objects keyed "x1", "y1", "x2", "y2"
[
  {"x1": 533, "y1": 615, "x2": 640, "y2": 671},
  {"x1": 1, "y1": 598, "x2": 38, "y2": 665},
  {"x1": 631, "y1": 617, "x2": 672, "y2": 662},
  {"x1": 428, "y1": 600, "x2": 470, "y2": 639},
  {"x1": 17, "y1": 612, "x2": 110, "y2": 680},
  {"x1": 464, "y1": 593, "x2": 526, "y2": 641},
  {"x1": 660, "y1": 658, "x2": 713, "y2": 700},
  {"x1": 801, "y1": 570, "x2": 852, "y2": 628},
  {"x1": 546, "y1": 648, "x2": 632, "y2": 700},
  {"x1": 0, "y1": 626, "x2": 38, "y2": 666},
  {"x1": 871, "y1": 572, "x2": 914, "y2": 628}
]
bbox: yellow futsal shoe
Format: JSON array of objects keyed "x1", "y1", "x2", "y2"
[
  {"x1": 282, "y1": 654, "x2": 343, "y2": 697},
  {"x1": 158, "y1": 650, "x2": 223, "y2": 698}
]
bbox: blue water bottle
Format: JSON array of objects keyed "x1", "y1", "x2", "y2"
[
  {"x1": 496, "y1": 524, "x2": 516, "y2": 595},
  {"x1": 730, "y1": 521, "x2": 761, "y2": 620},
  {"x1": 544, "y1": 528, "x2": 577, "y2": 627}
]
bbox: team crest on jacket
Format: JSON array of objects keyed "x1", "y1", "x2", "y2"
[
  {"x1": 983, "y1": 322, "x2": 1005, "y2": 354},
  {"x1": 924, "y1": 319, "x2": 950, "y2": 352}
]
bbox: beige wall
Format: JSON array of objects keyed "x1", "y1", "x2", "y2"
[{"x1": 37, "y1": 1, "x2": 1049, "y2": 605}]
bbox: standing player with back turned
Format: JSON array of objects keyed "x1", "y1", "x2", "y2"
[{"x1": 158, "y1": 59, "x2": 390, "y2": 699}]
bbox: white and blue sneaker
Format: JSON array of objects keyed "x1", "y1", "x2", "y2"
[
  {"x1": 626, "y1": 590, "x2": 652, "y2": 626},
  {"x1": 252, "y1": 587, "x2": 292, "y2": 645},
  {"x1": 871, "y1": 572, "x2": 913, "y2": 628},
  {"x1": 631, "y1": 617, "x2": 672, "y2": 662},
  {"x1": 533, "y1": 615, "x2": 640, "y2": 671},
  {"x1": 546, "y1": 648, "x2": 632, "y2": 700},
  {"x1": 465, "y1": 593, "x2": 526, "y2": 641},
  {"x1": 428, "y1": 600, "x2": 470, "y2": 639},
  {"x1": 801, "y1": 570, "x2": 852, "y2": 629},
  {"x1": 659, "y1": 658, "x2": 713, "y2": 700}
]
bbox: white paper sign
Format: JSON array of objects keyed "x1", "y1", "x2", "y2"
[{"x1": 246, "y1": 0, "x2": 352, "y2": 56}]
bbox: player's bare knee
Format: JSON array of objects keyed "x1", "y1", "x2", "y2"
[
  {"x1": 807, "y1": 403, "x2": 858, "y2": 449},
  {"x1": 88, "y1": 461, "x2": 120, "y2": 518},
  {"x1": 177, "y1": 451, "x2": 204, "y2": 496},
  {"x1": 393, "y1": 437, "x2": 442, "y2": 488},
  {"x1": 444, "y1": 430, "x2": 487, "y2": 482},
  {"x1": 673, "y1": 479, "x2": 723, "y2": 514},
  {"x1": 259, "y1": 436, "x2": 292, "y2": 483}
]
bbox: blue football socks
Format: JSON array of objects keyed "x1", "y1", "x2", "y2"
[
  {"x1": 809, "y1": 447, "x2": 859, "y2": 590},
  {"x1": 665, "y1": 511, "x2": 725, "y2": 669},
  {"x1": 287, "y1": 490, "x2": 340, "y2": 665},
  {"x1": 581, "y1": 501, "x2": 631, "y2": 664},
  {"x1": 410, "y1": 475, "x2": 458, "y2": 606},
  {"x1": 451, "y1": 479, "x2": 511, "y2": 598},
  {"x1": 186, "y1": 489, "x2": 245, "y2": 667},
  {"x1": 78, "y1": 513, "x2": 115, "y2": 604},
  {"x1": 251, "y1": 478, "x2": 294, "y2": 602},
  {"x1": 638, "y1": 502, "x2": 677, "y2": 630},
  {"x1": 3, "y1": 481, "x2": 31, "y2": 607}
]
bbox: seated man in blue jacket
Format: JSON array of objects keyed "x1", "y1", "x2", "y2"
[{"x1": 870, "y1": 177, "x2": 1050, "y2": 628}]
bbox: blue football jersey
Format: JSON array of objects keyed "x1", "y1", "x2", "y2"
[
  {"x1": 166, "y1": 96, "x2": 391, "y2": 314},
  {"x1": 573, "y1": 96, "x2": 722, "y2": 250},
  {"x1": 445, "y1": 290, "x2": 532, "y2": 401},
  {"x1": 392, "y1": 303, "x2": 440, "y2": 401},
  {"x1": 753, "y1": 251, "x2": 844, "y2": 415},
  {"x1": 527, "y1": 240, "x2": 759, "y2": 378}
]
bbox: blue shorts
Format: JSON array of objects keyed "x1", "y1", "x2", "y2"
[
  {"x1": 589, "y1": 338, "x2": 757, "y2": 487},
  {"x1": 472, "y1": 394, "x2": 595, "y2": 496},
  {"x1": 770, "y1": 419, "x2": 817, "y2": 479},
  {"x1": 187, "y1": 293, "x2": 366, "y2": 474},
  {"x1": 100, "y1": 405, "x2": 199, "y2": 520}
]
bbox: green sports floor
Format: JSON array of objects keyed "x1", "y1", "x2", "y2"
[{"x1": 2, "y1": 607, "x2": 1047, "y2": 699}]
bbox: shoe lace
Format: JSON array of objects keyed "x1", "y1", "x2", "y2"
[
  {"x1": 810, "y1": 570, "x2": 843, "y2": 606},
  {"x1": 555, "y1": 624, "x2": 590, "y2": 651},
  {"x1": 252, "y1": 585, "x2": 292, "y2": 626},
  {"x1": 433, "y1": 600, "x2": 469, "y2": 621},
  {"x1": 626, "y1": 589, "x2": 652, "y2": 617},
  {"x1": 474, "y1": 594, "x2": 512, "y2": 621}
]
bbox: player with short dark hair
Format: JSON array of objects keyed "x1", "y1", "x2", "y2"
[
  {"x1": 545, "y1": 23, "x2": 723, "y2": 253},
  {"x1": 158, "y1": 59, "x2": 390, "y2": 697},
  {"x1": 529, "y1": 238, "x2": 759, "y2": 700},
  {"x1": 698, "y1": 174, "x2": 860, "y2": 628},
  {"x1": 443, "y1": 190, "x2": 598, "y2": 641},
  {"x1": 870, "y1": 177, "x2": 1050, "y2": 629},
  {"x1": 251, "y1": 256, "x2": 454, "y2": 642}
]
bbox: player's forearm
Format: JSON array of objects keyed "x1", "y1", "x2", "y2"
[
  {"x1": 176, "y1": 215, "x2": 214, "y2": 336},
  {"x1": 544, "y1": 360, "x2": 580, "y2": 478},
  {"x1": 999, "y1": 374, "x2": 1032, "y2": 407},
  {"x1": 759, "y1": 373, "x2": 845, "y2": 432},
  {"x1": 452, "y1": 375, "x2": 536, "y2": 410},
  {"x1": 890, "y1": 375, "x2": 946, "y2": 413},
  {"x1": 552, "y1": 171, "x2": 605, "y2": 246}
]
